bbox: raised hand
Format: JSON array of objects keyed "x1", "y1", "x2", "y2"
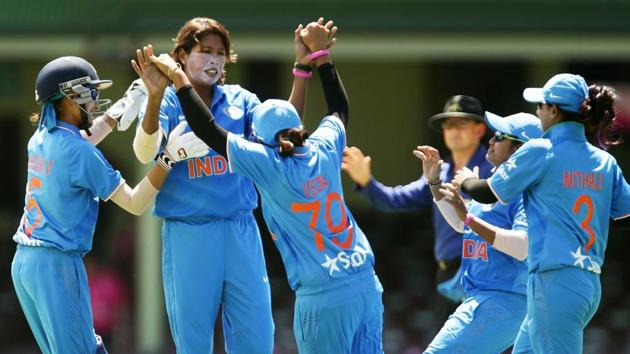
[
  {"x1": 294, "y1": 24, "x2": 311, "y2": 65},
  {"x1": 300, "y1": 18, "x2": 332, "y2": 52},
  {"x1": 147, "y1": 53, "x2": 180, "y2": 78},
  {"x1": 341, "y1": 146, "x2": 372, "y2": 187},
  {"x1": 106, "y1": 79, "x2": 148, "y2": 131},
  {"x1": 320, "y1": 17, "x2": 338, "y2": 50},
  {"x1": 412, "y1": 145, "x2": 443, "y2": 184},
  {"x1": 131, "y1": 45, "x2": 170, "y2": 96},
  {"x1": 438, "y1": 183, "x2": 468, "y2": 220},
  {"x1": 452, "y1": 166, "x2": 480, "y2": 190}
]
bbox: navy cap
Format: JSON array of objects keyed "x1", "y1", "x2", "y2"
[{"x1": 427, "y1": 95, "x2": 484, "y2": 131}]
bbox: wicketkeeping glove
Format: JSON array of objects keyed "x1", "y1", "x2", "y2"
[
  {"x1": 106, "y1": 78, "x2": 148, "y2": 131},
  {"x1": 157, "y1": 122, "x2": 210, "y2": 171}
]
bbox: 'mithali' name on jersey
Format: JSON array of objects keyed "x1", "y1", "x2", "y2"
[{"x1": 562, "y1": 171, "x2": 604, "y2": 191}]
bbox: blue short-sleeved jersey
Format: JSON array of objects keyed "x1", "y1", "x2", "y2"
[
  {"x1": 14, "y1": 121, "x2": 124, "y2": 255},
  {"x1": 139, "y1": 84, "x2": 260, "y2": 219},
  {"x1": 462, "y1": 199, "x2": 528, "y2": 295},
  {"x1": 488, "y1": 122, "x2": 630, "y2": 274},
  {"x1": 227, "y1": 115, "x2": 375, "y2": 291}
]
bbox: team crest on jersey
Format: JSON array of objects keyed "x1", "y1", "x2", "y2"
[{"x1": 225, "y1": 106, "x2": 244, "y2": 120}]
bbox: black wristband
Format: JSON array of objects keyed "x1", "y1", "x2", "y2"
[
  {"x1": 294, "y1": 62, "x2": 312, "y2": 73},
  {"x1": 429, "y1": 179, "x2": 442, "y2": 186}
]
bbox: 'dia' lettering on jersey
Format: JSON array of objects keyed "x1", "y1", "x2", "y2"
[
  {"x1": 138, "y1": 85, "x2": 260, "y2": 219},
  {"x1": 488, "y1": 122, "x2": 630, "y2": 274},
  {"x1": 461, "y1": 200, "x2": 528, "y2": 296},
  {"x1": 15, "y1": 122, "x2": 123, "y2": 254},
  {"x1": 227, "y1": 115, "x2": 375, "y2": 290}
]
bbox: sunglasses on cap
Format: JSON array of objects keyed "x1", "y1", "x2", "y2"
[{"x1": 493, "y1": 131, "x2": 524, "y2": 143}]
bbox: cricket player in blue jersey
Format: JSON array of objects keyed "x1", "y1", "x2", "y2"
[
  {"x1": 132, "y1": 17, "x2": 337, "y2": 353},
  {"x1": 416, "y1": 112, "x2": 542, "y2": 353},
  {"x1": 11, "y1": 56, "x2": 208, "y2": 354},
  {"x1": 456, "y1": 74, "x2": 630, "y2": 353},
  {"x1": 342, "y1": 95, "x2": 493, "y2": 318},
  {"x1": 142, "y1": 21, "x2": 384, "y2": 354}
]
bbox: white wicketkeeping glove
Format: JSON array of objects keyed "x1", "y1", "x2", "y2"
[
  {"x1": 106, "y1": 79, "x2": 148, "y2": 131},
  {"x1": 157, "y1": 122, "x2": 209, "y2": 171}
]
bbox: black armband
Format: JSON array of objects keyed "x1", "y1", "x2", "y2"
[
  {"x1": 317, "y1": 62, "x2": 349, "y2": 126},
  {"x1": 461, "y1": 178, "x2": 498, "y2": 204},
  {"x1": 176, "y1": 85, "x2": 228, "y2": 157}
]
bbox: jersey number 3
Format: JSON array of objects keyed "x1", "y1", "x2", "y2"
[
  {"x1": 573, "y1": 194, "x2": 595, "y2": 252},
  {"x1": 291, "y1": 192, "x2": 354, "y2": 252}
]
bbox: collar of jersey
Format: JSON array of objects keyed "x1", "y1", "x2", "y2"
[
  {"x1": 291, "y1": 143, "x2": 311, "y2": 157},
  {"x1": 55, "y1": 120, "x2": 81, "y2": 136},
  {"x1": 543, "y1": 121, "x2": 586, "y2": 142},
  {"x1": 209, "y1": 84, "x2": 226, "y2": 110}
]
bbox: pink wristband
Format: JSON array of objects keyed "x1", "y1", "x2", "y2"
[
  {"x1": 292, "y1": 68, "x2": 312, "y2": 78},
  {"x1": 309, "y1": 49, "x2": 330, "y2": 61},
  {"x1": 463, "y1": 213, "x2": 475, "y2": 226}
]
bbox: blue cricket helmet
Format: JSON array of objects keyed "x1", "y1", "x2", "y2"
[
  {"x1": 35, "y1": 56, "x2": 112, "y2": 104},
  {"x1": 252, "y1": 99, "x2": 301, "y2": 146}
]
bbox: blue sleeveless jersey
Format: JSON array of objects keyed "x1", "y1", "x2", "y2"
[
  {"x1": 15, "y1": 121, "x2": 123, "y2": 254},
  {"x1": 462, "y1": 199, "x2": 528, "y2": 295},
  {"x1": 488, "y1": 122, "x2": 630, "y2": 274},
  {"x1": 226, "y1": 116, "x2": 375, "y2": 291},
  {"x1": 139, "y1": 84, "x2": 260, "y2": 219}
]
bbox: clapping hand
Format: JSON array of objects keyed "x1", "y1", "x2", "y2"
[
  {"x1": 412, "y1": 145, "x2": 443, "y2": 185},
  {"x1": 130, "y1": 45, "x2": 170, "y2": 96},
  {"x1": 452, "y1": 166, "x2": 480, "y2": 190}
]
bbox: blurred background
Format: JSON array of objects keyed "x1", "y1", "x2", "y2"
[{"x1": 2, "y1": 1, "x2": 630, "y2": 353}]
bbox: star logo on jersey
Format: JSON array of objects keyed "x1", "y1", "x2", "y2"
[
  {"x1": 571, "y1": 246, "x2": 588, "y2": 268},
  {"x1": 321, "y1": 254, "x2": 341, "y2": 275},
  {"x1": 498, "y1": 158, "x2": 516, "y2": 180},
  {"x1": 503, "y1": 158, "x2": 517, "y2": 171}
]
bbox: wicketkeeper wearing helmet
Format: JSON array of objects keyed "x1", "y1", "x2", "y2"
[{"x1": 11, "y1": 56, "x2": 208, "y2": 354}]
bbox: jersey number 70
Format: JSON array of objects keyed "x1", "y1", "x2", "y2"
[{"x1": 291, "y1": 192, "x2": 354, "y2": 252}]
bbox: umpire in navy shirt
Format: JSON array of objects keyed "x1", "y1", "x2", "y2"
[{"x1": 342, "y1": 95, "x2": 493, "y2": 330}]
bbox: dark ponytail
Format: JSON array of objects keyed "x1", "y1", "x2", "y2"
[
  {"x1": 583, "y1": 85, "x2": 622, "y2": 149},
  {"x1": 559, "y1": 84, "x2": 621, "y2": 149},
  {"x1": 276, "y1": 128, "x2": 309, "y2": 157}
]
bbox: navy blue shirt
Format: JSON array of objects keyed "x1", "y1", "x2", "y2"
[{"x1": 357, "y1": 145, "x2": 493, "y2": 261}]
